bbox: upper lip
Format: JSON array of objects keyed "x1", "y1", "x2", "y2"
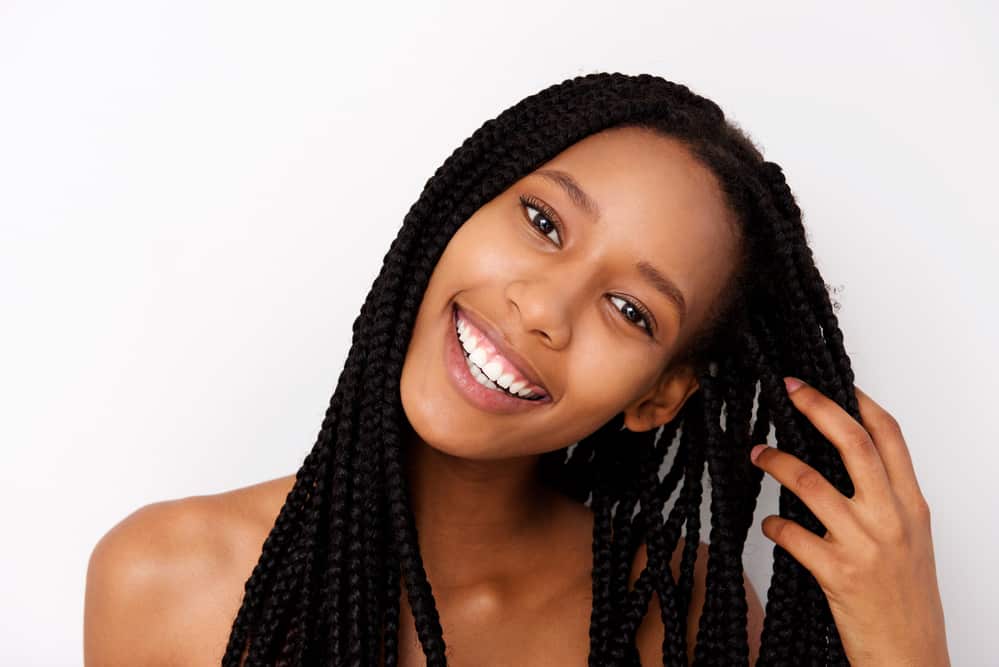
[{"x1": 454, "y1": 303, "x2": 551, "y2": 398}]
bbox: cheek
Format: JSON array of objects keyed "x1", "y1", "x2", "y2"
[
  {"x1": 559, "y1": 336, "x2": 659, "y2": 420},
  {"x1": 406, "y1": 219, "x2": 503, "y2": 319},
  {"x1": 455, "y1": 232, "x2": 523, "y2": 283},
  {"x1": 443, "y1": 206, "x2": 534, "y2": 279}
]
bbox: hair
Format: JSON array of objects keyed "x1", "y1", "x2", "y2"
[{"x1": 221, "y1": 72, "x2": 860, "y2": 666}]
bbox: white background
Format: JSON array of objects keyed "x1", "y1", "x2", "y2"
[{"x1": 2, "y1": 1, "x2": 996, "y2": 664}]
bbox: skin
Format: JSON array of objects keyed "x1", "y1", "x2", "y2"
[
  {"x1": 83, "y1": 474, "x2": 761, "y2": 666},
  {"x1": 393, "y1": 126, "x2": 751, "y2": 664},
  {"x1": 750, "y1": 379, "x2": 950, "y2": 666},
  {"x1": 84, "y1": 476, "x2": 297, "y2": 665},
  {"x1": 84, "y1": 127, "x2": 769, "y2": 665}
]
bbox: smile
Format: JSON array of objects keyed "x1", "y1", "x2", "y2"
[
  {"x1": 454, "y1": 311, "x2": 547, "y2": 401},
  {"x1": 442, "y1": 303, "x2": 552, "y2": 413}
]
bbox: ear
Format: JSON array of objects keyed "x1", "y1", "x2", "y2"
[{"x1": 621, "y1": 364, "x2": 700, "y2": 433}]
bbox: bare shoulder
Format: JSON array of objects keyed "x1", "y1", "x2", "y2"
[
  {"x1": 84, "y1": 474, "x2": 297, "y2": 666},
  {"x1": 629, "y1": 537, "x2": 764, "y2": 666}
]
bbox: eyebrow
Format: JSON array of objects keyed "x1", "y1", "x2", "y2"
[
  {"x1": 637, "y1": 260, "x2": 687, "y2": 323},
  {"x1": 536, "y1": 169, "x2": 601, "y2": 221},
  {"x1": 533, "y1": 168, "x2": 688, "y2": 323}
]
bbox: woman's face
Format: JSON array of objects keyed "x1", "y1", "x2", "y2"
[{"x1": 400, "y1": 126, "x2": 740, "y2": 460}]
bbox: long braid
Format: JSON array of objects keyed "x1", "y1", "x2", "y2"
[
  {"x1": 222, "y1": 71, "x2": 861, "y2": 665},
  {"x1": 675, "y1": 421, "x2": 707, "y2": 629},
  {"x1": 693, "y1": 371, "x2": 745, "y2": 665},
  {"x1": 586, "y1": 415, "x2": 632, "y2": 665}
]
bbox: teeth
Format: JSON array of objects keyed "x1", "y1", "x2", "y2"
[
  {"x1": 456, "y1": 312, "x2": 546, "y2": 401},
  {"x1": 469, "y1": 347, "x2": 489, "y2": 368},
  {"x1": 482, "y1": 360, "x2": 504, "y2": 382},
  {"x1": 465, "y1": 352, "x2": 500, "y2": 390}
]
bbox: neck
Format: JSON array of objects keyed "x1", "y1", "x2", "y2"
[{"x1": 401, "y1": 425, "x2": 559, "y2": 590}]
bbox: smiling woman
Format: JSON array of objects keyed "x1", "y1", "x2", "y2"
[
  {"x1": 83, "y1": 71, "x2": 945, "y2": 666},
  {"x1": 399, "y1": 127, "x2": 740, "y2": 463}
]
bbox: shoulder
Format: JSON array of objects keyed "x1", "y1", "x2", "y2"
[
  {"x1": 83, "y1": 474, "x2": 296, "y2": 666},
  {"x1": 629, "y1": 537, "x2": 763, "y2": 666}
]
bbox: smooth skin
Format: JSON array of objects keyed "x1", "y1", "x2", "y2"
[
  {"x1": 87, "y1": 126, "x2": 784, "y2": 665},
  {"x1": 84, "y1": 128, "x2": 763, "y2": 667},
  {"x1": 83, "y1": 475, "x2": 762, "y2": 666},
  {"x1": 750, "y1": 377, "x2": 950, "y2": 665},
  {"x1": 392, "y1": 127, "x2": 756, "y2": 664}
]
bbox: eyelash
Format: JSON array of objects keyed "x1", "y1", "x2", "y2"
[{"x1": 518, "y1": 193, "x2": 656, "y2": 338}]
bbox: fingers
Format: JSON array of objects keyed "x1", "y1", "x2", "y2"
[
  {"x1": 751, "y1": 443, "x2": 861, "y2": 543},
  {"x1": 783, "y1": 378, "x2": 892, "y2": 505},
  {"x1": 751, "y1": 378, "x2": 930, "y2": 592},
  {"x1": 853, "y1": 385, "x2": 925, "y2": 504},
  {"x1": 759, "y1": 513, "x2": 836, "y2": 583}
]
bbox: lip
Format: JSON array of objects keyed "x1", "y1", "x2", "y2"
[
  {"x1": 443, "y1": 303, "x2": 553, "y2": 414},
  {"x1": 452, "y1": 303, "x2": 551, "y2": 397}
]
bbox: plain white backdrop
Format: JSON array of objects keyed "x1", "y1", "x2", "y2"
[{"x1": 1, "y1": 1, "x2": 996, "y2": 664}]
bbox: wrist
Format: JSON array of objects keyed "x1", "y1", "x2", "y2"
[{"x1": 873, "y1": 642, "x2": 950, "y2": 667}]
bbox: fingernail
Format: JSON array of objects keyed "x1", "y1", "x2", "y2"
[
  {"x1": 750, "y1": 444, "x2": 768, "y2": 462},
  {"x1": 784, "y1": 377, "x2": 803, "y2": 393}
]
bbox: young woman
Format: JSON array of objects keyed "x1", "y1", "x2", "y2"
[{"x1": 84, "y1": 72, "x2": 950, "y2": 666}]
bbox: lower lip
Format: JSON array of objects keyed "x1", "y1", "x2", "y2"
[{"x1": 444, "y1": 304, "x2": 552, "y2": 414}]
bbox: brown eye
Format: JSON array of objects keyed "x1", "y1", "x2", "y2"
[
  {"x1": 609, "y1": 295, "x2": 653, "y2": 336},
  {"x1": 519, "y1": 195, "x2": 563, "y2": 247}
]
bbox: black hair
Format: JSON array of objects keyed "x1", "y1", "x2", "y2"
[{"x1": 221, "y1": 71, "x2": 859, "y2": 666}]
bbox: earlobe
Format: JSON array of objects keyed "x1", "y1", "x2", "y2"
[{"x1": 622, "y1": 367, "x2": 700, "y2": 432}]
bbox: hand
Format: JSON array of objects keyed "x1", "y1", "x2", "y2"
[{"x1": 749, "y1": 377, "x2": 950, "y2": 666}]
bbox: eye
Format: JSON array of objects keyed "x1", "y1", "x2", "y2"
[
  {"x1": 519, "y1": 194, "x2": 563, "y2": 247},
  {"x1": 608, "y1": 295, "x2": 655, "y2": 337},
  {"x1": 518, "y1": 194, "x2": 657, "y2": 340}
]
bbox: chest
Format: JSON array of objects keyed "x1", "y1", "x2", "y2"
[{"x1": 393, "y1": 579, "x2": 593, "y2": 666}]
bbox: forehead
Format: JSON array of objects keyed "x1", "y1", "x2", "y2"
[{"x1": 530, "y1": 126, "x2": 740, "y2": 333}]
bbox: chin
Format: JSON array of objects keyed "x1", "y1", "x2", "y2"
[
  {"x1": 399, "y1": 398, "x2": 530, "y2": 462},
  {"x1": 402, "y1": 411, "x2": 493, "y2": 461}
]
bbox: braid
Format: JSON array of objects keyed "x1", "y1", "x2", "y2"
[{"x1": 222, "y1": 71, "x2": 860, "y2": 665}]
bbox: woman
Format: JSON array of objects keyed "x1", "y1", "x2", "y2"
[{"x1": 84, "y1": 72, "x2": 949, "y2": 666}]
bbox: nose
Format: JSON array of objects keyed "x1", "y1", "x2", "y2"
[{"x1": 505, "y1": 277, "x2": 572, "y2": 349}]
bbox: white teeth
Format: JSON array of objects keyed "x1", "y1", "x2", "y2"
[
  {"x1": 460, "y1": 326, "x2": 526, "y2": 388},
  {"x1": 457, "y1": 324, "x2": 476, "y2": 350},
  {"x1": 465, "y1": 353, "x2": 500, "y2": 390},
  {"x1": 455, "y1": 313, "x2": 545, "y2": 401},
  {"x1": 465, "y1": 350, "x2": 540, "y2": 399},
  {"x1": 469, "y1": 347, "x2": 489, "y2": 368},
  {"x1": 482, "y1": 360, "x2": 504, "y2": 382}
]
